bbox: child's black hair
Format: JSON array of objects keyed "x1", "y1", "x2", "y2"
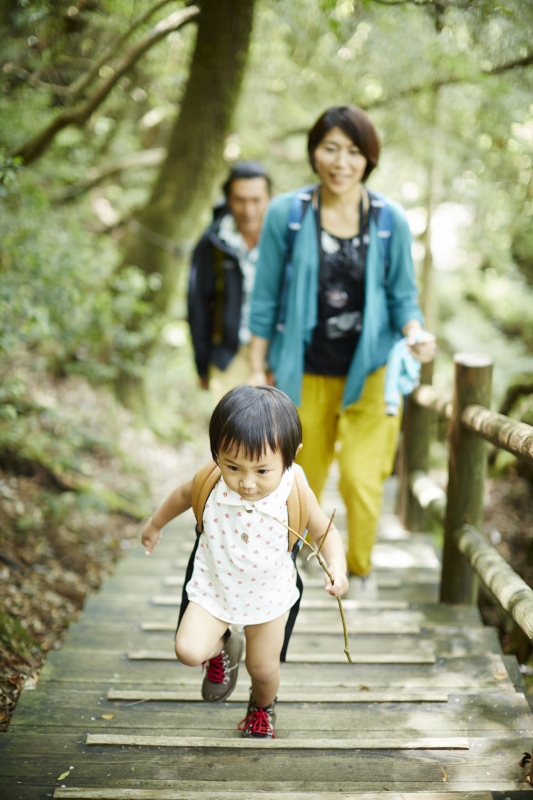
[{"x1": 209, "y1": 385, "x2": 302, "y2": 471}]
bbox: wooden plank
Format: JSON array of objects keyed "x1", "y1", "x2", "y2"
[
  {"x1": 86, "y1": 733, "x2": 469, "y2": 750},
  {"x1": 287, "y1": 653, "x2": 437, "y2": 664},
  {"x1": 12, "y1": 690, "x2": 531, "y2": 734},
  {"x1": 106, "y1": 688, "x2": 450, "y2": 703},
  {"x1": 1, "y1": 731, "x2": 530, "y2": 784},
  {"x1": 53, "y1": 790, "x2": 497, "y2": 800},
  {"x1": 47, "y1": 787, "x2": 533, "y2": 798},
  {"x1": 127, "y1": 649, "x2": 437, "y2": 665},
  {"x1": 150, "y1": 596, "x2": 410, "y2": 610},
  {"x1": 139, "y1": 620, "x2": 422, "y2": 635},
  {"x1": 38, "y1": 651, "x2": 515, "y2": 689}
]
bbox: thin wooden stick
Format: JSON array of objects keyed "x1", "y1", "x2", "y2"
[
  {"x1": 274, "y1": 515, "x2": 353, "y2": 663},
  {"x1": 316, "y1": 509, "x2": 336, "y2": 556}
]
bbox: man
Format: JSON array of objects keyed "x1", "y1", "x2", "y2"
[{"x1": 187, "y1": 161, "x2": 271, "y2": 400}]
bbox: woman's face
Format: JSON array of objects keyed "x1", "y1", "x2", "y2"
[{"x1": 313, "y1": 126, "x2": 367, "y2": 196}]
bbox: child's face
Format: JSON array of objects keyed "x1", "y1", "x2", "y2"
[{"x1": 217, "y1": 445, "x2": 287, "y2": 502}]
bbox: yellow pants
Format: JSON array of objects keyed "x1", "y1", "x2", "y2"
[
  {"x1": 208, "y1": 345, "x2": 251, "y2": 403},
  {"x1": 296, "y1": 368, "x2": 402, "y2": 576}
]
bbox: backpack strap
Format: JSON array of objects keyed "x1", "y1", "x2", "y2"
[
  {"x1": 286, "y1": 465, "x2": 310, "y2": 551},
  {"x1": 192, "y1": 460, "x2": 309, "y2": 549},
  {"x1": 192, "y1": 459, "x2": 221, "y2": 533},
  {"x1": 367, "y1": 190, "x2": 394, "y2": 287},
  {"x1": 276, "y1": 185, "x2": 318, "y2": 332}
]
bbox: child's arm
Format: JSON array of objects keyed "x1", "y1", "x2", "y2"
[
  {"x1": 305, "y1": 487, "x2": 349, "y2": 597},
  {"x1": 141, "y1": 478, "x2": 194, "y2": 555}
]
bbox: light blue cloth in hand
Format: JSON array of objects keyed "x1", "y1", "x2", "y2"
[{"x1": 384, "y1": 337, "x2": 421, "y2": 416}]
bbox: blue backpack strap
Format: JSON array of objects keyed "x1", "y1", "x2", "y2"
[
  {"x1": 367, "y1": 190, "x2": 394, "y2": 287},
  {"x1": 276, "y1": 185, "x2": 317, "y2": 331}
]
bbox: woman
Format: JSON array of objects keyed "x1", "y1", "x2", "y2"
[{"x1": 248, "y1": 105, "x2": 435, "y2": 596}]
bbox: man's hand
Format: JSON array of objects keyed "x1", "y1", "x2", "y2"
[
  {"x1": 324, "y1": 564, "x2": 349, "y2": 597},
  {"x1": 141, "y1": 517, "x2": 162, "y2": 555}
]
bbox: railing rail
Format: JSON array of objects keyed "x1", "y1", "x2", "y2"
[
  {"x1": 400, "y1": 352, "x2": 533, "y2": 641},
  {"x1": 455, "y1": 524, "x2": 533, "y2": 640}
]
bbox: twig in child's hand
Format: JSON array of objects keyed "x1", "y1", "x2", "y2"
[
  {"x1": 273, "y1": 514, "x2": 352, "y2": 663},
  {"x1": 317, "y1": 509, "x2": 335, "y2": 556}
]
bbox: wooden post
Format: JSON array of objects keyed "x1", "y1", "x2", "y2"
[
  {"x1": 399, "y1": 361, "x2": 434, "y2": 531},
  {"x1": 440, "y1": 354, "x2": 493, "y2": 604}
]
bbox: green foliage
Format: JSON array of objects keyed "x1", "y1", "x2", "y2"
[
  {"x1": 1, "y1": 0, "x2": 533, "y2": 441},
  {"x1": 0, "y1": 154, "x2": 23, "y2": 188}
]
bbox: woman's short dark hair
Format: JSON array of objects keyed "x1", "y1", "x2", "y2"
[
  {"x1": 222, "y1": 161, "x2": 272, "y2": 199},
  {"x1": 307, "y1": 105, "x2": 380, "y2": 181},
  {"x1": 209, "y1": 385, "x2": 302, "y2": 471}
]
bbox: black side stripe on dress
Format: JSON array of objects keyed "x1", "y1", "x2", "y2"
[
  {"x1": 175, "y1": 525, "x2": 202, "y2": 635},
  {"x1": 177, "y1": 528, "x2": 303, "y2": 661}
]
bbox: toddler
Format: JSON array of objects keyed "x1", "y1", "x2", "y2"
[{"x1": 141, "y1": 385, "x2": 348, "y2": 738}]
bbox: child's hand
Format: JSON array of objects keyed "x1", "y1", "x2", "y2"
[
  {"x1": 141, "y1": 517, "x2": 162, "y2": 555},
  {"x1": 324, "y1": 564, "x2": 349, "y2": 597}
]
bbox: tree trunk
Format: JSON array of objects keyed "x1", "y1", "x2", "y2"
[
  {"x1": 120, "y1": 0, "x2": 256, "y2": 314},
  {"x1": 420, "y1": 86, "x2": 443, "y2": 333}
]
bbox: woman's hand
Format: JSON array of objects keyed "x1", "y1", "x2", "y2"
[
  {"x1": 141, "y1": 517, "x2": 162, "y2": 555},
  {"x1": 324, "y1": 563, "x2": 349, "y2": 597},
  {"x1": 402, "y1": 321, "x2": 436, "y2": 363},
  {"x1": 249, "y1": 370, "x2": 267, "y2": 386},
  {"x1": 407, "y1": 329, "x2": 436, "y2": 363}
]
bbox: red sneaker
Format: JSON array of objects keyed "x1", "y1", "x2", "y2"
[
  {"x1": 238, "y1": 695, "x2": 276, "y2": 738},
  {"x1": 201, "y1": 630, "x2": 243, "y2": 703}
]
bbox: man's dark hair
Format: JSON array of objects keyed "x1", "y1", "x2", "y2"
[
  {"x1": 209, "y1": 385, "x2": 302, "y2": 471},
  {"x1": 222, "y1": 161, "x2": 272, "y2": 199},
  {"x1": 307, "y1": 105, "x2": 380, "y2": 182}
]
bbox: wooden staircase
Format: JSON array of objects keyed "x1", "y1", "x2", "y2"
[{"x1": 2, "y1": 476, "x2": 533, "y2": 798}]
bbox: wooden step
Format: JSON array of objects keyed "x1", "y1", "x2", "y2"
[
  {"x1": 53, "y1": 790, "x2": 498, "y2": 800},
  {"x1": 106, "y1": 688, "x2": 450, "y2": 703},
  {"x1": 86, "y1": 733, "x2": 469, "y2": 750},
  {"x1": 12, "y1": 686, "x2": 529, "y2": 736},
  {"x1": 127, "y1": 649, "x2": 437, "y2": 665},
  {"x1": 38, "y1": 650, "x2": 515, "y2": 690}
]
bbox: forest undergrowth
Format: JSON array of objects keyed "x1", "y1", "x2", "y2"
[
  {"x1": 0, "y1": 358, "x2": 204, "y2": 731},
  {"x1": 480, "y1": 471, "x2": 533, "y2": 684}
]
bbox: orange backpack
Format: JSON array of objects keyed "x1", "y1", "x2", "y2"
[{"x1": 191, "y1": 459, "x2": 309, "y2": 550}]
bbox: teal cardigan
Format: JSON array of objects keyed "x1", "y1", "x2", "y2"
[{"x1": 249, "y1": 187, "x2": 423, "y2": 408}]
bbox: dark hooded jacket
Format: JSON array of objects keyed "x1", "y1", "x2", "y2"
[{"x1": 187, "y1": 205, "x2": 244, "y2": 378}]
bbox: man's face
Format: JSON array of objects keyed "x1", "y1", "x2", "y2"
[{"x1": 227, "y1": 177, "x2": 270, "y2": 237}]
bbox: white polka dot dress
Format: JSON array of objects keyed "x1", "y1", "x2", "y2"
[{"x1": 186, "y1": 467, "x2": 300, "y2": 626}]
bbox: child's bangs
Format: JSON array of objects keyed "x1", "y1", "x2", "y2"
[
  {"x1": 218, "y1": 409, "x2": 281, "y2": 465},
  {"x1": 209, "y1": 386, "x2": 302, "y2": 470}
]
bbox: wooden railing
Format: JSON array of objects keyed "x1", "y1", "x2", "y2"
[{"x1": 399, "y1": 353, "x2": 533, "y2": 640}]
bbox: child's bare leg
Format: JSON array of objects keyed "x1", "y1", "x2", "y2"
[
  {"x1": 175, "y1": 602, "x2": 228, "y2": 666},
  {"x1": 244, "y1": 615, "x2": 285, "y2": 707}
]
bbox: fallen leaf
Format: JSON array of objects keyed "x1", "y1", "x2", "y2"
[
  {"x1": 441, "y1": 766, "x2": 448, "y2": 783},
  {"x1": 519, "y1": 752, "x2": 532, "y2": 768},
  {"x1": 359, "y1": 684, "x2": 370, "y2": 691},
  {"x1": 57, "y1": 771, "x2": 70, "y2": 781},
  {"x1": 493, "y1": 671, "x2": 508, "y2": 681},
  {"x1": 101, "y1": 714, "x2": 114, "y2": 720}
]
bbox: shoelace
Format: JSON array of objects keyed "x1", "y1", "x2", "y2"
[
  {"x1": 203, "y1": 651, "x2": 230, "y2": 684},
  {"x1": 237, "y1": 707, "x2": 276, "y2": 738}
]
